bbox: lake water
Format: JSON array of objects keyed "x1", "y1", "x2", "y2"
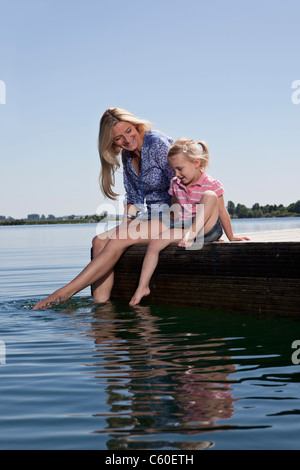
[{"x1": 0, "y1": 218, "x2": 300, "y2": 450}]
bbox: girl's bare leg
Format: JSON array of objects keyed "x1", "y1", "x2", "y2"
[
  {"x1": 198, "y1": 190, "x2": 219, "y2": 233},
  {"x1": 130, "y1": 191, "x2": 219, "y2": 305},
  {"x1": 33, "y1": 219, "x2": 167, "y2": 310},
  {"x1": 129, "y1": 228, "x2": 184, "y2": 306},
  {"x1": 179, "y1": 190, "x2": 219, "y2": 247}
]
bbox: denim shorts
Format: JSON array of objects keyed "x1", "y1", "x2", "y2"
[
  {"x1": 135, "y1": 209, "x2": 172, "y2": 228},
  {"x1": 170, "y1": 217, "x2": 223, "y2": 243}
]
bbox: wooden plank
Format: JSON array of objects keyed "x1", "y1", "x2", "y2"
[
  {"x1": 111, "y1": 240, "x2": 300, "y2": 317},
  {"x1": 114, "y1": 242, "x2": 299, "y2": 278}
]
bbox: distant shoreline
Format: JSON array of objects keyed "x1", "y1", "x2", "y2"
[
  {"x1": 2, "y1": 200, "x2": 299, "y2": 226},
  {"x1": 0, "y1": 218, "x2": 120, "y2": 226},
  {"x1": 0, "y1": 215, "x2": 299, "y2": 227}
]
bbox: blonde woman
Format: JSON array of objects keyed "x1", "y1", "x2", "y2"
[{"x1": 33, "y1": 108, "x2": 176, "y2": 309}]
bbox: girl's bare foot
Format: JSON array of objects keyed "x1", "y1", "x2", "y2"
[
  {"x1": 178, "y1": 230, "x2": 196, "y2": 248},
  {"x1": 33, "y1": 288, "x2": 70, "y2": 310},
  {"x1": 129, "y1": 286, "x2": 151, "y2": 306}
]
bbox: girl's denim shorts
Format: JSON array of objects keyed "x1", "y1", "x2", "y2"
[
  {"x1": 170, "y1": 217, "x2": 223, "y2": 243},
  {"x1": 135, "y1": 210, "x2": 223, "y2": 244}
]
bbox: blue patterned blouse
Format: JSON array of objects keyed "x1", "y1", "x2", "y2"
[{"x1": 121, "y1": 130, "x2": 175, "y2": 210}]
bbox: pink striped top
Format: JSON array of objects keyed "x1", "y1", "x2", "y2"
[{"x1": 168, "y1": 172, "x2": 224, "y2": 221}]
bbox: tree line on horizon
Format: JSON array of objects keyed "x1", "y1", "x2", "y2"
[
  {"x1": 0, "y1": 211, "x2": 110, "y2": 226},
  {"x1": 227, "y1": 200, "x2": 300, "y2": 218}
]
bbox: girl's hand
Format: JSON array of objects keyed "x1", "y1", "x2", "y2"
[{"x1": 229, "y1": 235, "x2": 250, "y2": 241}]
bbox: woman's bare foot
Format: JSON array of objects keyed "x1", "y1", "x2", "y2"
[
  {"x1": 33, "y1": 288, "x2": 70, "y2": 310},
  {"x1": 129, "y1": 286, "x2": 151, "y2": 306}
]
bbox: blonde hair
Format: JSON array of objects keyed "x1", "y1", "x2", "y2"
[
  {"x1": 168, "y1": 138, "x2": 210, "y2": 170},
  {"x1": 98, "y1": 107, "x2": 153, "y2": 199}
]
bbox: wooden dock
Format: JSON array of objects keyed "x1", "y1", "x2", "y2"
[{"x1": 111, "y1": 229, "x2": 300, "y2": 317}]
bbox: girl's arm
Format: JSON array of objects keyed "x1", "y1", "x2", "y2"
[
  {"x1": 218, "y1": 196, "x2": 250, "y2": 241},
  {"x1": 171, "y1": 195, "x2": 181, "y2": 220}
]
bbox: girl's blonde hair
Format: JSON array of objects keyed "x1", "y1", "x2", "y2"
[
  {"x1": 168, "y1": 138, "x2": 210, "y2": 170},
  {"x1": 98, "y1": 107, "x2": 153, "y2": 199}
]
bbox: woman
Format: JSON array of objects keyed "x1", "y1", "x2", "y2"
[{"x1": 33, "y1": 107, "x2": 175, "y2": 309}]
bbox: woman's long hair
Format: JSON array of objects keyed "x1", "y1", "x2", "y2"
[{"x1": 98, "y1": 108, "x2": 153, "y2": 199}]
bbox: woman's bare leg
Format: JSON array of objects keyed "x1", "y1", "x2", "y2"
[
  {"x1": 91, "y1": 219, "x2": 150, "y2": 302},
  {"x1": 33, "y1": 219, "x2": 167, "y2": 310},
  {"x1": 91, "y1": 222, "x2": 127, "y2": 302},
  {"x1": 91, "y1": 232, "x2": 115, "y2": 303}
]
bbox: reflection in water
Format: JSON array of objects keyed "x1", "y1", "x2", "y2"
[
  {"x1": 73, "y1": 302, "x2": 238, "y2": 450},
  {"x1": 7, "y1": 297, "x2": 300, "y2": 449}
]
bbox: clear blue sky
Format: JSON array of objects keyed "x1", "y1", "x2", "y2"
[{"x1": 1, "y1": 0, "x2": 299, "y2": 219}]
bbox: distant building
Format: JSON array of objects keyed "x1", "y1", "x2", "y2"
[{"x1": 27, "y1": 214, "x2": 40, "y2": 221}]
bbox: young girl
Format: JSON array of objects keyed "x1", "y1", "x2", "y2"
[{"x1": 129, "y1": 138, "x2": 249, "y2": 306}]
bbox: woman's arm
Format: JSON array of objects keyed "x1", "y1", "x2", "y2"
[
  {"x1": 218, "y1": 196, "x2": 250, "y2": 241},
  {"x1": 122, "y1": 152, "x2": 142, "y2": 216}
]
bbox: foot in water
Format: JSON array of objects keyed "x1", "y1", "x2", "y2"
[
  {"x1": 129, "y1": 286, "x2": 150, "y2": 306},
  {"x1": 33, "y1": 289, "x2": 69, "y2": 310}
]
